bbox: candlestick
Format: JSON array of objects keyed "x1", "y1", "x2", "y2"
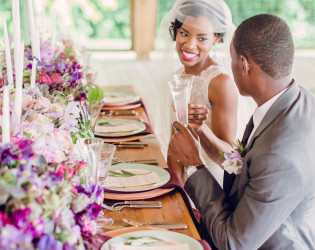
[
  {"x1": 27, "y1": 0, "x2": 37, "y2": 58},
  {"x1": 2, "y1": 86, "x2": 11, "y2": 144},
  {"x1": 14, "y1": 41, "x2": 24, "y2": 124},
  {"x1": 30, "y1": 58, "x2": 37, "y2": 89},
  {"x1": 3, "y1": 17, "x2": 14, "y2": 89},
  {"x1": 13, "y1": 0, "x2": 21, "y2": 75}
]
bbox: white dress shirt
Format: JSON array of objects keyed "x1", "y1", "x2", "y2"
[{"x1": 247, "y1": 88, "x2": 288, "y2": 143}]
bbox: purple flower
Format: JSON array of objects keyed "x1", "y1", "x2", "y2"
[
  {"x1": 72, "y1": 71, "x2": 83, "y2": 81},
  {"x1": 63, "y1": 242, "x2": 77, "y2": 250},
  {"x1": 0, "y1": 143, "x2": 19, "y2": 166},
  {"x1": 0, "y1": 225, "x2": 33, "y2": 248},
  {"x1": 82, "y1": 203, "x2": 102, "y2": 220},
  {"x1": 36, "y1": 234, "x2": 63, "y2": 250},
  {"x1": 17, "y1": 139, "x2": 34, "y2": 160}
]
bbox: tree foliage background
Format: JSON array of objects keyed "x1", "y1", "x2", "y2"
[{"x1": 0, "y1": 0, "x2": 315, "y2": 48}]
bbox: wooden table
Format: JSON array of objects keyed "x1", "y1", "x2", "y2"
[{"x1": 98, "y1": 86, "x2": 200, "y2": 239}]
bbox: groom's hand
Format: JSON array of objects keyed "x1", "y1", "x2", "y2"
[{"x1": 169, "y1": 121, "x2": 204, "y2": 168}]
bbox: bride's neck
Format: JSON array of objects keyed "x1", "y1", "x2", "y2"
[{"x1": 184, "y1": 57, "x2": 216, "y2": 76}]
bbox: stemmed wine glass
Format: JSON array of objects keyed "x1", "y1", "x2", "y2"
[
  {"x1": 77, "y1": 138, "x2": 114, "y2": 227},
  {"x1": 79, "y1": 101, "x2": 104, "y2": 133}
]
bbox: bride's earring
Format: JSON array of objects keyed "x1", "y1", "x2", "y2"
[{"x1": 212, "y1": 43, "x2": 217, "y2": 61}]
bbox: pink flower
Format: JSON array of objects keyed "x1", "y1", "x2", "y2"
[
  {"x1": 0, "y1": 211, "x2": 12, "y2": 226},
  {"x1": 80, "y1": 216, "x2": 96, "y2": 236},
  {"x1": 77, "y1": 161, "x2": 87, "y2": 172},
  {"x1": 67, "y1": 168, "x2": 76, "y2": 178},
  {"x1": 38, "y1": 72, "x2": 53, "y2": 86},
  {"x1": 57, "y1": 164, "x2": 66, "y2": 177},
  {"x1": 50, "y1": 73, "x2": 63, "y2": 84},
  {"x1": 22, "y1": 94, "x2": 34, "y2": 110},
  {"x1": 34, "y1": 97, "x2": 52, "y2": 112},
  {"x1": 70, "y1": 183, "x2": 78, "y2": 194},
  {"x1": 53, "y1": 128, "x2": 73, "y2": 154}
]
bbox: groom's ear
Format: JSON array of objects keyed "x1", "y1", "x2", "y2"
[{"x1": 240, "y1": 55, "x2": 250, "y2": 76}]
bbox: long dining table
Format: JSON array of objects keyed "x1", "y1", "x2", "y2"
[{"x1": 97, "y1": 85, "x2": 201, "y2": 241}]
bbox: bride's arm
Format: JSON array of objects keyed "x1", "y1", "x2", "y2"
[{"x1": 196, "y1": 74, "x2": 238, "y2": 166}]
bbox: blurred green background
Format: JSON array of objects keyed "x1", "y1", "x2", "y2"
[{"x1": 1, "y1": 0, "x2": 315, "y2": 49}]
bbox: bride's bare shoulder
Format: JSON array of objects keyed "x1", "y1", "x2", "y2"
[{"x1": 208, "y1": 73, "x2": 237, "y2": 102}]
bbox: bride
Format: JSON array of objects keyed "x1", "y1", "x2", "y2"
[{"x1": 156, "y1": 0, "x2": 255, "y2": 186}]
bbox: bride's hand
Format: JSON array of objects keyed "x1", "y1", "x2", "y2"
[{"x1": 188, "y1": 103, "x2": 209, "y2": 130}]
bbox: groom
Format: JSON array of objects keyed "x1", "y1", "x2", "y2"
[{"x1": 169, "y1": 14, "x2": 315, "y2": 249}]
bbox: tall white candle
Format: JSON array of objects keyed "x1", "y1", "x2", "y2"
[
  {"x1": 36, "y1": 30, "x2": 41, "y2": 61},
  {"x1": 13, "y1": 0, "x2": 21, "y2": 75},
  {"x1": 2, "y1": 86, "x2": 11, "y2": 144},
  {"x1": 30, "y1": 58, "x2": 37, "y2": 89},
  {"x1": 3, "y1": 17, "x2": 14, "y2": 89},
  {"x1": 41, "y1": 1, "x2": 46, "y2": 41},
  {"x1": 27, "y1": 0, "x2": 37, "y2": 58},
  {"x1": 14, "y1": 41, "x2": 24, "y2": 124}
]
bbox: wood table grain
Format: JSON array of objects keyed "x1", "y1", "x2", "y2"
[{"x1": 98, "y1": 86, "x2": 200, "y2": 239}]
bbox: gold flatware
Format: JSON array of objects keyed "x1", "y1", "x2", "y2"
[
  {"x1": 113, "y1": 142, "x2": 148, "y2": 146},
  {"x1": 115, "y1": 144, "x2": 145, "y2": 149},
  {"x1": 122, "y1": 219, "x2": 188, "y2": 230},
  {"x1": 101, "y1": 110, "x2": 138, "y2": 116},
  {"x1": 112, "y1": 158, "x2": 159, "y2": 165}
]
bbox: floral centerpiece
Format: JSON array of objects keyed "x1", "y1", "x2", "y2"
[
  {"x1": 0, "y1": 38, "x2": 105, "y2": 249},
  {"x1": 0, "y1": 138, "x2": 103, "y2": 248}
]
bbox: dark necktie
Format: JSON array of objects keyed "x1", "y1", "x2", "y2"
[
  {"x1": 223, "y1": 115, "x2": 254, "y2": 194},
  {"x1": 241, "y1": 115, "x2": 254, "y2": 146}
]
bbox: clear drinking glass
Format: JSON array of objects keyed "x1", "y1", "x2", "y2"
[
  {"x1": 99, "y1": 143, "x2": 116, "y2": 185},
  {"x1": 80, "y1": 101, "x2": 104, "y2": 132},
  {"x1": 77, "y1": 138, "x2": 104, "y2": 186},
  {"x1": 168, "y1": 74, "x2": 195, "y2": 126}
]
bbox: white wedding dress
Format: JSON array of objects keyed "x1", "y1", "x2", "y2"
[{"x1": 175, "y1": 64, "x2": 256, "y2": 187}]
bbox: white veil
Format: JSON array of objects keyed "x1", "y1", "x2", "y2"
[{"x1": 152, "y1": 0, "x2": 255, "y2": 157}]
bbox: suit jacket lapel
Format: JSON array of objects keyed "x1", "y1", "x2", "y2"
[
  {"x1": 227, "y1": 82, "x2": 300, "y2": 198},
  {"x1": 246, "y1": 81, "x2": 299, "y2": 151}
]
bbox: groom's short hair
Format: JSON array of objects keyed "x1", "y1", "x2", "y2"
[{"x1": 232, "y1": 14, "x2": 294, "y2": 80}]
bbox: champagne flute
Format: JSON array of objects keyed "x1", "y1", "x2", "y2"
[{"x1": 168, "y1": 74, "x2": 195, "y2": 126}]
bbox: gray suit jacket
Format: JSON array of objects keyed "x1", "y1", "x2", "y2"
[{"x1": 185, "y1": 82, "x2": 315, "y2": 249}]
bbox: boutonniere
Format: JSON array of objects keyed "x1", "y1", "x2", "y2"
[{"x1": 220, "y1": 139, "x2": 247, "y2": 175}]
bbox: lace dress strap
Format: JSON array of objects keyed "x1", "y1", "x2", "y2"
[{"x1": 189, "y1": 65, "x2": 227, "y2": 110}]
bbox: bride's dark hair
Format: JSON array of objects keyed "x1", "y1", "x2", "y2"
[
  {"x1": 169, "y1": 3, "x2": 225, "y2": 42},
  {"x1": 169, "y1": 19, "x2": 225, "y2": 42}
]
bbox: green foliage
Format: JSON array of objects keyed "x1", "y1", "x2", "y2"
[{"x1": 87, "y1": 85, "x2": 103, "y2": 105}]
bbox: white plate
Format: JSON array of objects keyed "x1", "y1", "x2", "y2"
[
  {"x1": 95, "y1": 118, "x2": 146, "y2": 138},
  {"x1": 103, "y1": 163, "x2": 170, "y2": 192},
  {"x1": 101, "y1": 230, "x2": 203, "y2": 250},
  {"x1": 103, "y1": 92, "x2": 140, "y2": 106}
]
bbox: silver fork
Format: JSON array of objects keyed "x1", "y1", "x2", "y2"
[{"x1": 102, "y1": 201, "x2": 162, "y2": 211}]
